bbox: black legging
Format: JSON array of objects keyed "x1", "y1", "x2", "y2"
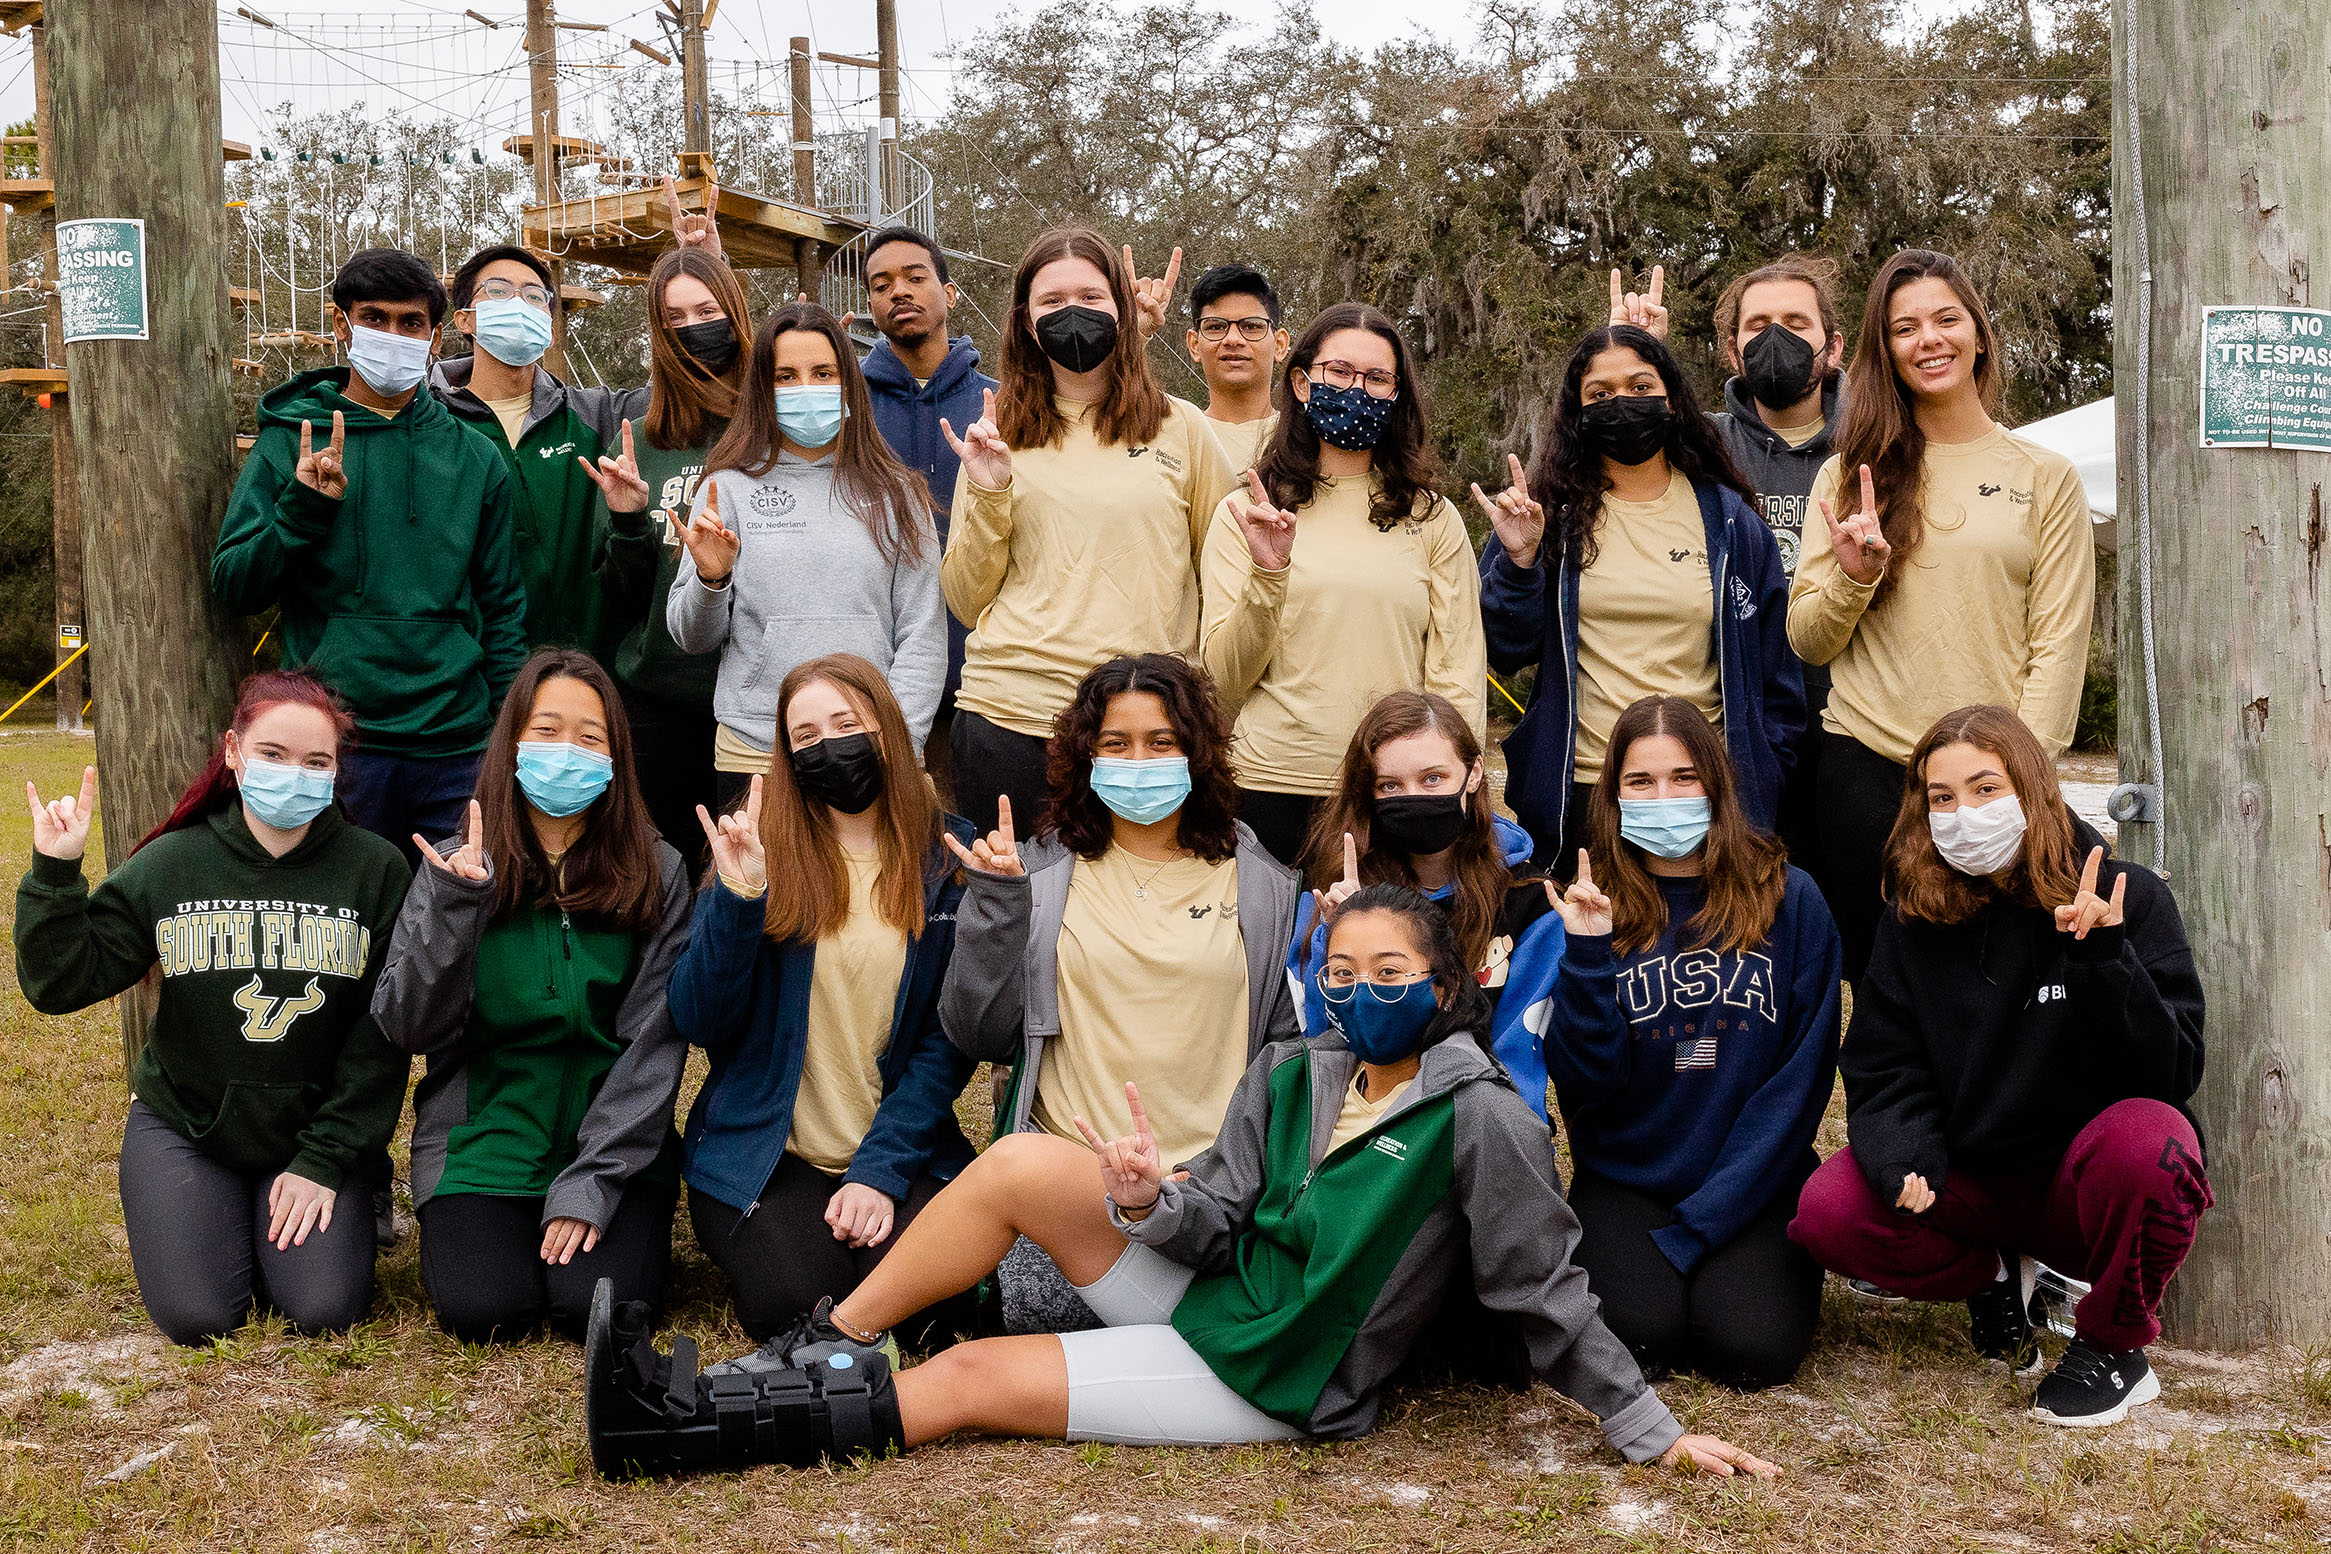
[
  {"x1": 1565, "y1": 1169, "x2": 1823, "y2": 1391},
  {"x1": 1807, "y1": 730, "x2": 1907, "y2": 985},
  {"x1": 950, "y1": 709, "x2": 1052, "y2": 838},
  {"x1": 417, "y1": 1181, "x2": 677, "y2": 1345},
  {"x1": 1236, "y1": 788, "x2": 1324, "y2": 872}
]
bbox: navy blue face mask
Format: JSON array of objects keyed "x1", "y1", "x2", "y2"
[
  {"x1": 1318, "y1": 974, "x2": 1441, "y2": 1064},
  {"x1": 1302, "y1": 380, "x2": 1393, "y2": 450}
]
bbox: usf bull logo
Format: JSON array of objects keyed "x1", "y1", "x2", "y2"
[{"x1": 233, "y1": 974, "x2": 326, "y2": 1044}]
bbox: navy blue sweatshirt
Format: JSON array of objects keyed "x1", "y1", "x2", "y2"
[
  {"x1": 862, "y1": 335, "x2": 997, "y2": 703},
  {"x1": 1539, "y1": 868, "x2": 1841, "y2": 1273}
]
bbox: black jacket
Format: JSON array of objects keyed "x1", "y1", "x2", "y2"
[{"x1": 1842, "y1": 818, "x2": 2205, "y2": 1203}]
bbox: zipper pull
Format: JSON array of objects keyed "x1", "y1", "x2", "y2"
[
  {"x1": 561, "y1": 908, "x2": 573, "y2": 959},
  {"x1": 742, "y1": 1198, "x2": 759, "y2": 1220}
]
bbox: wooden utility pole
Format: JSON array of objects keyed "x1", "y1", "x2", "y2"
[
  {"x1": 789, "y1": 36, "x2": 823, "y2": 299},
  {"x1": 875, "y1": 0, "x2": 901, "y2": 215},
  {"x1": 2115, "y1": 0, "x2": 2331, "y2": 1349},
  {"x1": 524, "y1": 0, "x2": 570, "y2": 380},
  {"x1": 30, "y1": 19, "x2": 81, "y2": 734},
  {"x1": 48, "y1": 0, "x2": 250, "y2": 1066},
  {"x1": 678, "y1": 0, "x2": 712, "y2": 179}
]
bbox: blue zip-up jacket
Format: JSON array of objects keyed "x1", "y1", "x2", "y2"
[
  {"x1": 1478, "y1": 478, "x2": 1805, "y2": 861},
  {"x1": 667, "y1": 818, "x2": 978, "y2": 1209},
  {"x1": 862, "y1": 336, "x2": 997, "y2": 702},
  {"x1": 1496, "y1": 867, "x2": 1841, "y2": 1275}
]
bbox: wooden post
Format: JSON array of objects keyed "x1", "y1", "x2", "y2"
[
  {"x1": 31, "y1": 23, "x2": 82, "y2": 734},
  {"x1": 679, "y1": 0, "x2": 711, "y2": 179},
  {"x1": 47, "y1": 0, "x2": 250, "y2": 1070},
  {"x1": 789, "y1": 36, "x2": 815, "y2": 206},
  {"x1": 2116, "y1": 0, "x2": 2331, "y2": 1349},
  {"x1": 875, "y1": 0, "x2": 900, "y2": 215},
  {"x1": 524, "y1": 0, "x2": 570, "y2": 380}
]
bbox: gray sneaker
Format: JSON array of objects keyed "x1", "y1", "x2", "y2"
[{"x1": 702, "y1": 1296, "x2": 899, "y2": 1381}]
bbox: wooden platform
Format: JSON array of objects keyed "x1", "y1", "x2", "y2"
[
  {"x1": 504, "y1": 133, "x2": 612, "y2": 167},
  {"x1": 0, "y1": 178, "x2": 50, "y2": 213},
  {"x1": 0, "y1": 366, "x2": 65, "y2": 395},
  {"x1": 246, "y1": 330, "x2": 334, "y2": 350},
  {"x1": 0, "y1": 3, "x2": 41, "y2": 37},
  {"x1": 523, "y1": 177, "x2": 863, "y2": 276}
]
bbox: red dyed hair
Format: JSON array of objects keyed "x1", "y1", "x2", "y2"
[{"x1": 136, "y1": 670, "x2": 358, "y2": 852}]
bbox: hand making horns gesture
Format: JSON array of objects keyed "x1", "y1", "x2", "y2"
[
  {"x1": 295, "y1": 411, "x2": 348, "y2": 500},
  {"x1": 1470, "y1": 453, "x2": 1546, "y2": 569},
  {"x1": 942, "y1": 792, "x2": 1025, "y2": 878},
  {"x1": 1819, "y1": 463, "x2": 1891, "y2": 586},
  {"x1": 1311, "y1": 831, "x2": 1363, "y2": 927},
  {"x1": 578, "y1": 418, "x2": 650, "y2": 514},
  {"x1": 26, "y1": 765, "x2": 96, "y2": 862},
  {"x1": 939, "y1": 386, "x2": 1012, "y2": 491},
  {"x1": 1226, "y1": 468, "x2": 1296, "y2": 572},
  {"x1": 1546, "y1": 849, "x2": 1613, "y2": 937},
  {"x1": 1608, "y1": 264, "x2": 1669, "y2": 340},
  {"x1": 1074, "y1": 1081, "x2": 1165, "y2": 1211},
  {"x1": 697, "y1": 774, "x2": 768, "y2": 896},
  {"x1": 416, "y1": 799, "x2": 490, "y2": 883},
  {"x1": 2054, "y1": 846, "x2": 2127, "y2": 941},
  {"x1": 682, "y1": 481, "x2": 742, "y2": 585},
  {"x1": 665, "y1": 173, "x2": 724, "y2": 259},
  {"x1": 1124, "y1": 243, "x2": 1182, "y2": 342}
]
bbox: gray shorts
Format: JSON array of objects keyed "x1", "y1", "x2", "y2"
[{"x1": 1056, "y1": 1242, "x2": 1306, "y2": 1446}]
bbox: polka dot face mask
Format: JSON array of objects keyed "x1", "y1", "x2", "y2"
[{"x1": 1301, "y1": 380, "x2": 1393, "y2": 450}]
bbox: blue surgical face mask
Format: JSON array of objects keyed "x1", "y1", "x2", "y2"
[
  {"x1": 239, "y1": 757, "x2": 336, "y2": 831},
  {"x1": 345, "y1": 322, "x2": 433, "y2": 398},
  {"x1": 1618, "y1": 795, "x2": 1712, "y2": 859},
  {"x1": 1088, "y1": 755, "x2": 1191, "y2": 826},
  {"x1": 471, "y1": 296, "x2": 552, "y2": 369},
  {"x1": 1320, "y1": 974, "x2": 1441, "y2": 1064},
  {"x1": 515, "y1": 741, "x2": 615, "y2": 818},
  {"x1": 776, "y1": 384, "x2": 846, "y2": 448},
  {"x1": 1301, "y1": 379, "x2": 1394, "y2": 451}
]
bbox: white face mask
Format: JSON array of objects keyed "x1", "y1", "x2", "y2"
[
  {"x1": 345, "y1": 322, "x2": 433, "y2": 397},
  {"x1": 1927, "y1": 792, "x2": 2027, "y2": 877}
]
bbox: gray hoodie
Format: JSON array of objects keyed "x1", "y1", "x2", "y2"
[{"x1": 666, "y1": 450, "x2": 946, "y2": 755}]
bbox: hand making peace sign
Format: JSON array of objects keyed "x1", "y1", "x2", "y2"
[
  {"x1": 942, "y1": 793, "x2": 1025, "y2": 878},
  {"x1": 1226, "y1": 468, "x2": 1296, "y2": 572},
  {"x1": 1819, "y1": 463, "x2": 1891, "y2": 586},
  {"x1": 1124, "y1": 243, "x2": 1182, "y2": 342},
  {"x1": 1608, "y1": 265, "x2": 1669, "y2": 339},
  {"x1": 2054, "y1": 846, "x2": 2127, "y2": 941},
  {"x1": 1547, "y1": 849, "x2": 1613, "y2": 937},
  {"x1": 665, "y1": 173, "x2": 724, "y2": 259},
  {"x1": 697, "y1": 774, "x2": 768, "y2": 896},
  {"x1": 1470, "y1": 453, "x2": 1546, "y2": 570},
  {"x1": 682, "y1": 481, "x2": 742, "y2": 585},
  {"x1": 26, "y1": 765, "x2": 96, "y2": 862},
  {"x1": 1074, "y1": 1080, "x2": 1166, "y2": 1211},
  {"x1": 295, "y1": 412, "x2": 348, "y2": 500},
  {"x1": 578, "y1": 418, "x2": 650, "y2": 514},
  {"x1": 939, "y1": 386, "x2": 1012, "y2": 491},
  {"x1": 416, "y1": 799, "x2": 490, "y2": 883}
]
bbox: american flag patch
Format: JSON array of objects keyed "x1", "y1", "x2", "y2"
[{"x1": 1674, "y1": 1036, "x2": 1718, "y2": 1071}]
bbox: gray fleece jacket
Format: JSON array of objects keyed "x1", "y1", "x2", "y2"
[
  {"x1": 1119, "y1": 1030, "x2": 1685, "y2": 1458},
  {"x1": 666, "y1": 451, "x2": 947, "y2": 756}
]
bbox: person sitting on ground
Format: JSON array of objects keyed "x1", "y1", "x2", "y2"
[{"x1": 584, "y1": 884, "x2": 1777, "y2": 1483}]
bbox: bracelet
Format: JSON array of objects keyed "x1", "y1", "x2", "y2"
[{"x1": 1113, "y1": 1196, "x2": 1154, "y2": 1223}]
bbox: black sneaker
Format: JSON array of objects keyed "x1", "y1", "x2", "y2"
[
  {"x1": 2031, "y1": 1338, "x2": 2158, "y2": 1427},
  {"x1": 1966, "y1": 1259, "x2": 2042, "y2": 1374},
  {"x1": 702, "y1": 1296, "x2": 898, "y2": 1381}
]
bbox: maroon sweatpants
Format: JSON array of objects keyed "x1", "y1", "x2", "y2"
[{"x1": 1788, "y1": 1099, "x2": 2211, "y2": 1352}]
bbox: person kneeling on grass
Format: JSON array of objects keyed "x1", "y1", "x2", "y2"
[
  {"x1": 582, "y1": 885, "x2": 1774, "y2": 1481},
  {"x1": 1789, "y1": 704, "x2": 2209, "y2": 1428}
]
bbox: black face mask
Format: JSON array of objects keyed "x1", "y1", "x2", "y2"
[
  {"x1": 791, "y1": 733, "x2": 886, "y2": 815},
  {"x1": 1578, "y1": 395, "x2": 1674, "y2": 467},
  {"x1": 1740, "y1": 323, "x2": 1821, "y2": 411},
  {"x1": 1032, "y1": 305, "x2": 1119, "y2": 373},
  {"x1": 1373, "y1": 793, "x2": 1468, "y2": 857},
  {"x1": 674, "y1": 319, "x2": 739, "y2": 377}
]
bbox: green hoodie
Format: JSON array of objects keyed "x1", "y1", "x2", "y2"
[
  {"x1": 13, "y1": 805, "x2": 413, "y2": 1190},
  {"x1": 212, "y1": 367, "x2": 529, "y2": 758}
]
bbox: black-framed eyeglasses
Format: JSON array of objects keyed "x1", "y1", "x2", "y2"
[
  {"x1": 1195, "y1": 316, "x2": 1274, "y2": 343},
  {"x1": 1308, "y1": 360, "x2": 1400, "y2": 399},
  {"x1": 474, "y1": 278, "x2": 553, "y2": 309}
]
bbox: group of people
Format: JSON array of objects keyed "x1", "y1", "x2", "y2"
[{"x1": 13, "y1": 208, "x2": 2211, "y2": 1485}]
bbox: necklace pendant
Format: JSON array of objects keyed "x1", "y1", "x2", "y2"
[{"x1": 1134, "y1": 886, "x2": 1148, "y2": 900}]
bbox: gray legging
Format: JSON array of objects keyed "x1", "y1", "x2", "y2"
[{"x1": 118, "y1": 1101, "x2": 378, "y2": 1346}]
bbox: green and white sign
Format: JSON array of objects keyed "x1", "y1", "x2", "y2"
[
  {"x1": 56, "y1": 217, "x2": 149, "y2": 344},
  {"x1": 2199, "y1": 305, "x2": 2331, "y2": 451}
]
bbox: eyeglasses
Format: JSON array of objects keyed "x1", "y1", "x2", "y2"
[
  {"x1": 1319, "y1": 968, "x2": 1432, "y2": 995},
  {"x1": 1308, "y1": 361, "x2": 1400, "y2": 399},
  {"x1": 474, "y1": 278, "x2": 553, "y2": 309},
  {"x1": 1195, "y1": 316, "x2": 1275, "y2": 342}
]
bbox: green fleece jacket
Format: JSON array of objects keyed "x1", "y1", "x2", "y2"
[
  {"x1": 431, "y1": 356, "x2": 649, "y2": 654},
  {"x1": 211, "y1": 367, "x2": 529, "y2": 758},
  {"x1": 13, "y1": 806, "x2": 412, "y2": 1189}
]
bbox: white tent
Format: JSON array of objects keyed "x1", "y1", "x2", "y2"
[{"x1": 2015, "y1": 395, "x2": 2117, "y2": 549}]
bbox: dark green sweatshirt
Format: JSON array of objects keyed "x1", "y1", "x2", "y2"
[
  {"x1": 13, "y1": 805, "x2": 413, "y2": 1189},
  {"x1": 599, "y1": 424, "x2": 725, "y2": 708},
  {"x1": 211, "y1": 367, "x2": 529, "y2": 758}
]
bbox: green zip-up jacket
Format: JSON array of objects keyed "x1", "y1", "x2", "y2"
[
  {"x1": 211, "y1": 367, "x2": 529, "y2": 758},
  {"x1": 431, "y1": 357, "x2": 649, "y2": 654},
  {"x1": 1122, "y1": 1032, "x2": 1683, "y2": 1461},
  {"x1": 13, "y1": 806, "x2": 412, "y2": 1189},
  {"x1": 598, "y1": 423, "x2": 726, "y2": 709},
  {"x1": 368, "y1": 840, "x2": 693, "y2": 1230}
]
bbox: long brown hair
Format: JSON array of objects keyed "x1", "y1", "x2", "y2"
[
  {"x1": 706, "y1": 301, "x2": 931, "y2": 565},
  {"x1": 1589, "y1": 697, "x2": 1787, "y2": 957},
  {"x1": 755, "y1": 654, "x2": 939, "y2": 944},
  {"x1": 1833, "y1": 250, "x2": 2003, "y2": 604},
  {"x1": 476, "y1": 650, "x2": 663, "y2": 932},
  {"x1": 1045, "y1": 654, "x2": 1240, "y2": 864},
  {"x1": 996, "y1": 227, "x2": 1167, "y2": 452},
  {"x1": 1885, "y1": 704, "x2": 2081, "y2": 926},
  {"x1": 1308, "y1": 691, "x2": 1513, "y2": 972},
  {"x1": 642, "y1": 247, "x2": 752, "y2": 451},
  {"x1": 1255, "y1": 302, "x2": 1442, "y2": 529}
]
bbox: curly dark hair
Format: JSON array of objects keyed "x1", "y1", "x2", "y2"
[
  {"x1": 1322, "y1": 882, "x2": 1495, "y2": 1051},
  {"x1": 1043, "y1": 654, "x2": 1242, "y2": 863},
  {"x1": 1526, "y1": 323, "x2": 1753, "y2": 568},
  {"x1": 1254, "y1": 301, "x2": 1441, "y2": 529}
]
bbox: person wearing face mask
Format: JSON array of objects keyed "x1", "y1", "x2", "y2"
[
  {"x1": 213, "y1": 249, "x2": 529, "y2": 873},
  {"x1": 588, "y1": 887, "x2": 1775, "y2": 1487},
  {"x1": 664, "y1": 655, "x2": 978, "y2": 1343},
  {"x1": 15, "y1": 672, "x2": 411, "y2": 1345},
  {"x1": 1493, "y1": 697, "x2": 1840, "y2": 1392},
  {"x1": 667, "y1": 302, "x2": 946, "y2": 814},
  {"x1": 370, "y1": 651, "x2": 693, "y2": 1346},
  {"x1": 940, "y1": 653, "x2": 1299, "y2": 1334},
  {"x1": 1790, "y1": 705, "x2": 2206, "y2": 1428},
  {"x1": 1788, "y1": 251, "x2": 2093, "y2": 984},
  {"x1": 1477, "y1": 324, "x2": 1803, "y2": 872},
  {"x1": 1199, "y1": 304, "x2": 1487, "y2": 869},
  {"x1": 937, "y1": 228, "x2": 1238, "y2": 837}
]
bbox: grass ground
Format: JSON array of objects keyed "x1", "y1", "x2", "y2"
[{"x1": 2, "y1": 727, "x2": 2326, "y2": 1552}]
